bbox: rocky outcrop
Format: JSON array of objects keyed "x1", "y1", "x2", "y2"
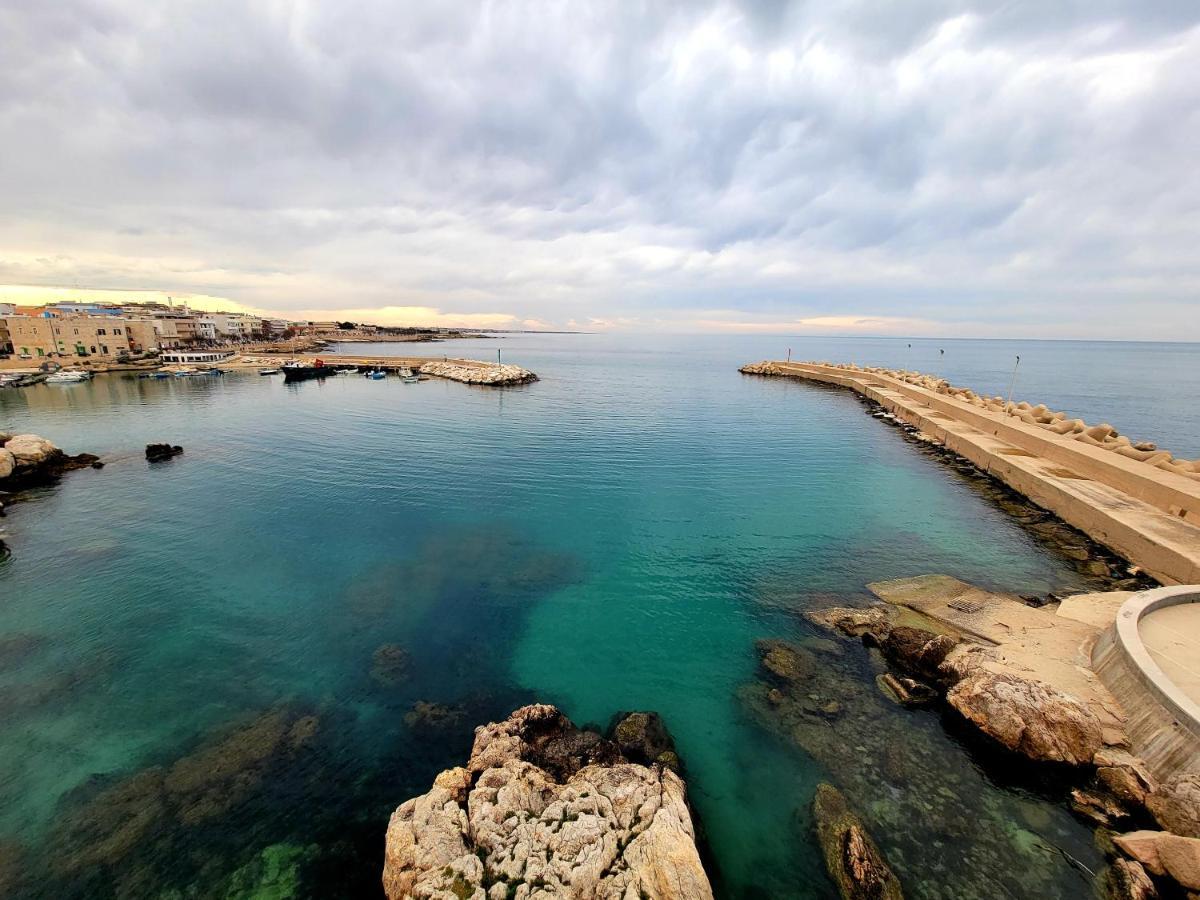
[
  {"x1": 1114, "y1": 830, "x2": 1200, "y2": 893},
  {"x1": 812, "y1": 783, "x2": 903, "y2": 900},
  {"x1": 1146, "y1": 773, "x2": 1200, "y2": 838},
  {"x1": 0, "y1": 433, "x2": 100, "y2": 487},
  {"x1": 418, "y1": 361, "x2": 538, "y2": 386},
  {"x1": 382, "y1": 704, "x2": 712, "y2": 900},
  {"x1": 1102, "y1": 857, "x2": 1158, "y2": 900},
  {"x1": 145, "y1": 443, "x2": 183, "y2": 462},
  {"x1": 946, "y1": 671, "x2": 1103, "y2": 766},
  {"x1": 609, "y1": 711, "x2": 681, "y2": 772},
  {"x1": 806, "y1": 603, "x2": 1110, "y2": 768}
]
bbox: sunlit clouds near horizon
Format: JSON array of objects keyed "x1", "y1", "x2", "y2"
[{"x1": 2, "y1": 1, "x2": 1198, "y2": 337}]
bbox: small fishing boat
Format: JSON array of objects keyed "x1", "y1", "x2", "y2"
[
  {"x1": 259, "y1": 368, "x2": 280, "y2": 376},
  {"x1": 366, "y1": 370, "x2": 386, "y2": 380},
  {"x1": 335, "y1": 366, "x2": 359, "y2": 375}
]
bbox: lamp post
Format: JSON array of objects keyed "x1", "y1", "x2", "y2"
[{"x1": 1005, "y1": 355, "x2": 1021, "y2": 416}]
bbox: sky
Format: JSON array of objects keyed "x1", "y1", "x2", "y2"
[{"x1": 2, "y1": 1, "x2": 1198, "y2": 338}]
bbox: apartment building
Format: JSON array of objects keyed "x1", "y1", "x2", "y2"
[{"x1": 2, "y1": 315, "x2": 132, "y2": 358}]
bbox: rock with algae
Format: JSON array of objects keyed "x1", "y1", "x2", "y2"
[
  {"x1": 222, "y1": 843, "x2": 316, "y2": 900},
  {"x1": 812, "y1": 783, "x2": 903, "y2": 900}
]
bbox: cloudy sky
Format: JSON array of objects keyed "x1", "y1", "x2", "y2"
[{"x1": 2, "y1": 1, "x2": 1198, "y2": 337}]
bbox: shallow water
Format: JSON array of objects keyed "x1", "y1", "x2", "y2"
[{"x1": 1, "y1": 333, "x2": 1196, "y2": 898}]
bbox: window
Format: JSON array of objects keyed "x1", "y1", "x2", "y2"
[
  {"x1": 113, "y1": 327, "x2": 122, "y2": 335},
  {"x1": 97, "y1": 328, "x2": 107, "y2": 335}
]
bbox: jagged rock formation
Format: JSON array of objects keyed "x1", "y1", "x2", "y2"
[
  {"x1": 418, "y1": 361, "x2": 538, "y2": 386},
  {"x1": 382, "y1": 704, "x2": 712, "y2": 900},
  {"x1": 740, "y1": 361, "x2": 1200, "y2": 480},
  {"x1": 1114, "y1": 830, "x2": 1200, "y2": 894},
  {"x1": 1146, "y1": 773, "x2": 1200, "y2": 838},
  {"x1": 812, "y1": 783, "x2": 903, "y2": 900}
]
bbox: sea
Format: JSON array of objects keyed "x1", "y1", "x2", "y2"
[{"x1": 1, "y1": 333, "x2": 1198, "y2": 898}]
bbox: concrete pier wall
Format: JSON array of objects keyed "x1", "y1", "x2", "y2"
[{"x1": 743, "y1": 362, "x2": 1200, "y2": 585}]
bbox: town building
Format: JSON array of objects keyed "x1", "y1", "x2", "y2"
[{"x1": 1, "y1": 315, "x2": 133, "y2": 358}]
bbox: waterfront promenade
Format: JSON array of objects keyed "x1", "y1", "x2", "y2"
[{"x1": 742, "y1": 361, "x2": 1200, "y2": 585}]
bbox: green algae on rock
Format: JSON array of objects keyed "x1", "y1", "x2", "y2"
[{"x1": 813, "y1": 783, "x2": 903, "y2": 900}]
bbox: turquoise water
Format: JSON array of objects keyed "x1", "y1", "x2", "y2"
[{"x1": 1, "y1": 334, "x2": 1196, "y2": 898}]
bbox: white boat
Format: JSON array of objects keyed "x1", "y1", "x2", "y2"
[{"x1": 46, "y1": 370, "x2": 92, "y2": 384}]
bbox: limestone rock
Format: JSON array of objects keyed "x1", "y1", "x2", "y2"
[
  {"x1": 879, "y1": 627, "x2": 958, "y2": 683},
  {"x1": 1103, "y1": 858, "x2": 1159, "y2": 900},
  {"x1": 418, "y1": 361, "x2": 538, "y2": 386},
  {"x1": 4, "y1": 434, "x2": 58, "y2": 467},
  {"x1": 609, "y1": 711, "x2": 679, "y2": 771},
  {"x1": 382, "y1": 704, "x2": 712, "y2": 900},
  {"x1": 804, "y1": 605, "x2": 892, "y2": 638},
  {"x1": 1158, "y1": 834, "x2": 1200, "y2": 891},
  {"x1": 876, "y1": 673, "x2": 938, "y2": 708},
  {"x1": 0, "y1": 449, "x2": 14, "y2": 480},
  {"x1": 1115, "y1": 830, "x2": 1166, "y2": 875},
  {"x1": 945, "y1": 671, "x2": 1102, "y2": 765},
  {"x1": 1147, "y1": 773, "x2": 1200, "y2": 838},
  {"x1": 1095, "y1": 748, "x2": 1156, "y2": 808},
  {"x1": 812, "y1": 782, "x2": 903, "y2": 900}
]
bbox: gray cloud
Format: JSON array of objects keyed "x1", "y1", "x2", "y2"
[{"x1": 1, "y1": 0, "x2": 1198, "y2": 336}]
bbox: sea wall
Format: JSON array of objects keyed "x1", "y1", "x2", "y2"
[{"x1": 741, "y1": 361, "x2": 1200, "y2": 585}]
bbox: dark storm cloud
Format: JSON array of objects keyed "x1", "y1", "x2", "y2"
[{"x1": 0, "y1": 0, "x2": 1197, "y2": 335}]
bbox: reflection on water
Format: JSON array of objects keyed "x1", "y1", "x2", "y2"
[{"x1": 2, "y1": 334, "x2": 1185, "y2": 897}]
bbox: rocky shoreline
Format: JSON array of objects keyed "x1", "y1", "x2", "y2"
[
  {"x1": 382, "y1": 704, "x2": 712, "y2": 899},
  {"x1": 793, "y1": 596, "x2": 1200, "y2": 898}
]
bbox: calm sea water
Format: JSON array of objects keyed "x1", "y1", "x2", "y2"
[{"x1": 1, "y1": 333, "x2": 1197, "y2": 898}]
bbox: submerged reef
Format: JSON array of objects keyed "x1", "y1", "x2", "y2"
[
  {"x1": 740, "y1": 632, "x2": 1103, "y2": 899},
  {"x1": 382, "y1": 704, "x2": 712, "y2": 899}
]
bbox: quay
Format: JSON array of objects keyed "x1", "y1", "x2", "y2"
[{"x1": 741, "y1": 361, "x2": 1200, "y2": 585}]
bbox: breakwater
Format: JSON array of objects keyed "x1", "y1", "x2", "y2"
[
  {"x1": 325, "y1": 355, "x2": 537, "y2": 386},
  {"x1": 741, "y1": 361, "x2": 1200, "y2": 585}
]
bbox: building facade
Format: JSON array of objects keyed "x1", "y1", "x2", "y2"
[{"x1": 2, "y1": 315, "x2": 133, "y2": 358}]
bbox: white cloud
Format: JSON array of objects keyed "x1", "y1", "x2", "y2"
[{"x1": 1, "y1": 1, "x2": 1197, "y2": 336}]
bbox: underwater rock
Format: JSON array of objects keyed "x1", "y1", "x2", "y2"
[
  {"x1": 0, "y1": 842, "x2": 26, "y2": 896},
  {"x1": 145, "y1": 443, "x2": 183, "y2": 462},
  {"x1": 812, "y1": 783, "x2": 903, "y2": 900},
  {"x1": 370, "y1": 643, "x2": 412, "y2": 686},
  {"x1": 608, "y1": 711, "x2": 680, "y2": 771},
  {"x1": 0, "y1": 633, "x2": 49, "y2": 672},
  {"x1": 222, "y1": 842, "x2": 316, "y2": 900},
  {"x1": 1146, "y1": 773, "x2": 1200, "y2": 839},
  {"x1": 382, "y1": 704, "x2": 712, "y2": 900},
  {"x1": 757, "y1": 638, "x2": 816, "y2": 683},
  {"x1": 404, "y1": 700, "x2": 466, "y2": 733},
  {"x1": 48, "y1": 769, "x2": 168, "y2": 875},
  {"x1": 875, "y1": 673, "x2": 938, "y2": 708},
  {"x1": 945, "y1": 671, "x2": 1102, "y2": 766}
]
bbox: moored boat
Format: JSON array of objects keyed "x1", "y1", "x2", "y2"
[
  {"x1": 282, "y1": 360, "x2": 336, "y2": 382},
  {"x1": 46, "y1": 370, "x2": 93, "y2": 384}
]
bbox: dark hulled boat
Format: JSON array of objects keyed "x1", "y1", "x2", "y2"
[{"x1": 281, "y1": 360, "x2": 336, "y2": 383}]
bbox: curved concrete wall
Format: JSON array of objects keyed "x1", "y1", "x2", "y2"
[{"x1": 1111, "y1": 586, "x2": 1200, "y2": 733}]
